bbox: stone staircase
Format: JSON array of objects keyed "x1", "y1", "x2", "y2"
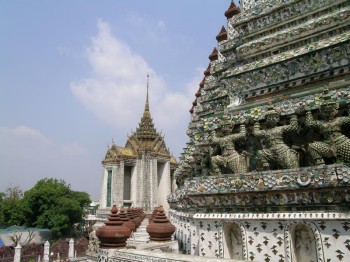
[{"x1": 126, "y1": 219, "x2": 150, "y2": 246}]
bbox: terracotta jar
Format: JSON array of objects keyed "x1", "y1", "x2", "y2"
[
  {"x1": 139, "y1": 208, "x2": 146, "y2": 220},
  {"x1": 149, "y1": 206, "x2": 159, "y2": 223},
  {"x1": 96, "y1": 205, "x2": 131, "y2": 248},
  {"x1": 126, "y1": 209, "x2": 138, "y2": 228},
  {"x1": 146, "y1": 206, "x2": 176, "y2": 241},
  {"x1": 129, "y1": 208, "x2": 141, "y2": 228},
  {"x1": 135, "y1": 208, "x2": 145, "y2": 221},
  {"x1": 119, "y1": 207, "x2": 136, "y2": 232}
]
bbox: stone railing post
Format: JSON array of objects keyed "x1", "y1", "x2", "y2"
[
  {"x1": 14, "y1": 243, "x2": 22, "y2": 262},
  {"x1": 43, "y1": 241, "x2": 50, "y2": 262},
  {"x1": 68, "y1": 239, "x2": 74, "y2": 260}
]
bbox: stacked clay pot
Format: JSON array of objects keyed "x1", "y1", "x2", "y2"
[
  {"x1": 119, "y1": 207, "x2": 136, "y2": 232},
  {"x1": 126, "y1": 208, "x2": 140, "y2": 229},
  {"x1": 130, "y1": 208, "x2": 142, "y2": 228},
  {"x1": 148, "y1": 206, "x2": 159, "y2": 223},
  {"x1": 135, "y1": 208, "x2": 146, "y2": 221},
  {"x1": 96, "y1": 205, "x2": 131, "y2": 248},
  {"x1": 146, "y1": 206, "x2": 175, "y2": 241}
]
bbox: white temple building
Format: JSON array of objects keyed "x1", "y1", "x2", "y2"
[{"x1": 97, "y1": 77, "x2": 177, "y2": 218}]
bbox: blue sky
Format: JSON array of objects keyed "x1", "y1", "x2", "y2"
[{"x1": 0, "y1": 1, "x2": 237, "y2": 200}]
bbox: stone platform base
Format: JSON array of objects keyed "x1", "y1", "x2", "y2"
[
  {"x1": 170, "y1": 209, "x2": 350, "y2": 261},
  {"x1": 98, "y1": 248, "x2": 243, "y2": 262}
]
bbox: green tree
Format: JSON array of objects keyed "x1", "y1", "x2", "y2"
[
  {"x1": 22, "y1": 178, "x2": 91, "y2": 239},
  {"x1": 0, "y1": 192, "x2": 4, "y2": 227},
  {"x1": 0, "y1": 187, "x2": 25, "y2": 227}
]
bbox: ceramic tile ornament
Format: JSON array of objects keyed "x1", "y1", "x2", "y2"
[{"x1": 171, "y1": 0, "x2": 350, "y2": 261}]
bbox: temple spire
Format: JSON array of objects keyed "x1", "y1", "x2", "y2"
[
  {"x1": 131, "y1": 74, "x2": 157, "y2": 143},
  {"x1": 145, "y1": 73, "x2": 150, "y2": 112},
  {"x1": 122, "y1": 73, "x2": 170, "y2": 155},
  {"x1": 143, "y1": 74, "x2": 151, "y2": 119}
]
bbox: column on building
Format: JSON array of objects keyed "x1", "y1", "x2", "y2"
[
  {"x1": 157, "y1": 159, "x2": 171, "y2": 212},
  {"x1": 97, "y1": 75, "x2": 177, "y2": 217},
  {"x1": 149, "y1": 158, "x2": 157, "y2": 212},
  {"x1": 113, "y1": 162, "x2": 124, "y2": 208}
]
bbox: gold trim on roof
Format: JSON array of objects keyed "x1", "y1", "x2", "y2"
[
  {"x1": 103, "y1": 76, "x2": 177, "y2": 163},
  {"x1": 119, "y1": 147, "x2": 135, "y2": 157}
]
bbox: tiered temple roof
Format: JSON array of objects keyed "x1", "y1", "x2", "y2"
[{"x1": 103, "y1": 76, "x2": 174, "y2": 164}]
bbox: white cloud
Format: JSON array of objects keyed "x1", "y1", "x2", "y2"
[
  {"x1": 0, "y1": 125, "x2": 97, "y2": 198},
  {"x1": 0, "y1": 125, "x2": 51, "y2": 146},
  {"x1": 86, "y1": 20, "x2": 151, "y2": 80},
  {"x1": 60, "y1": 143, "x2": 87, "y2": 156},
  {"x1": 71, "y1": 20, "x2": 198, "y2": 157},
  {"x1": 71, "y1": 20, "x2": 167, "y2": 130},
  {"x1": 185, "y1": 67, "x2": 206, "y2": 93},
  {"x1": 13, "y1": 126, "x2": 50, "y2": 143}
]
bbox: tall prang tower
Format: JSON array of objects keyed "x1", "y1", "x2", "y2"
[
  {"x1": 170, "y1": 0, "x2": 350, "y2": 261},
  {"x1": 97, "y1": 75, "x2": 177, "y2": 218}
]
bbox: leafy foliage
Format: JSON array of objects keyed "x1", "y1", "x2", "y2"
[
  {"x1": 0, "y1": 187, "x2": 25, "y2": 227},
  {"x1": 0, "y1": 179, "x2": 91, "y2": 239}
]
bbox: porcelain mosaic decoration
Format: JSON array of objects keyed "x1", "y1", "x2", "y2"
[{"x1": 170, "y1": 0, "x2": 350, "y2": 261}]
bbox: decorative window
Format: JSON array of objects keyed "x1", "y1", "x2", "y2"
[{"x1": 106, "y1": 169, "x2": 112, "y2": 207}]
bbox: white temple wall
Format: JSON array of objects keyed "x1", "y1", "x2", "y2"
[
  {"x1": 112, "y1": 163, "x2": 123, "y2": 208},
  {"x1": 171, "y1": 212, "x2": 194, "y2": 255},
  {"x1": 99, "y1": 168, "x2": 107, "y2": 209},
  {"x1": 170, "y1": 210, "x2": 350, "y2": 261},
  {"x1": 191, "y1": 219, "x2": 200, "y2": 256},
  {"x1": 123, "y1": 166, "x2": 132, "y2": 200},
  {"x1": 99, "y1": 163, "x2": 124, "y2": 209},
  {"x1": 99, "y1": 166, "x2": 114, "y2": 209},
  {"x1": 142, "y1": 155, "x2": 153, "y2": 211},
  {"x1": 99, "y1": 156, "x2": 173, "y2": 213},
  {"x1": 130, "y1": 165, "x2": 137, "y2": 205},
  {"x1": 197, "y1": 220, "x2": 222, "y2": 258},
  {"x1": 135, "y1": 158, "x2": 143, "y2": 208},
  {"x1": 150, "y1": 158, "x2": 158, "y2": 211},
  {"x1": 157, "y1": 160, "x2": 171, "y2": 213}
]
